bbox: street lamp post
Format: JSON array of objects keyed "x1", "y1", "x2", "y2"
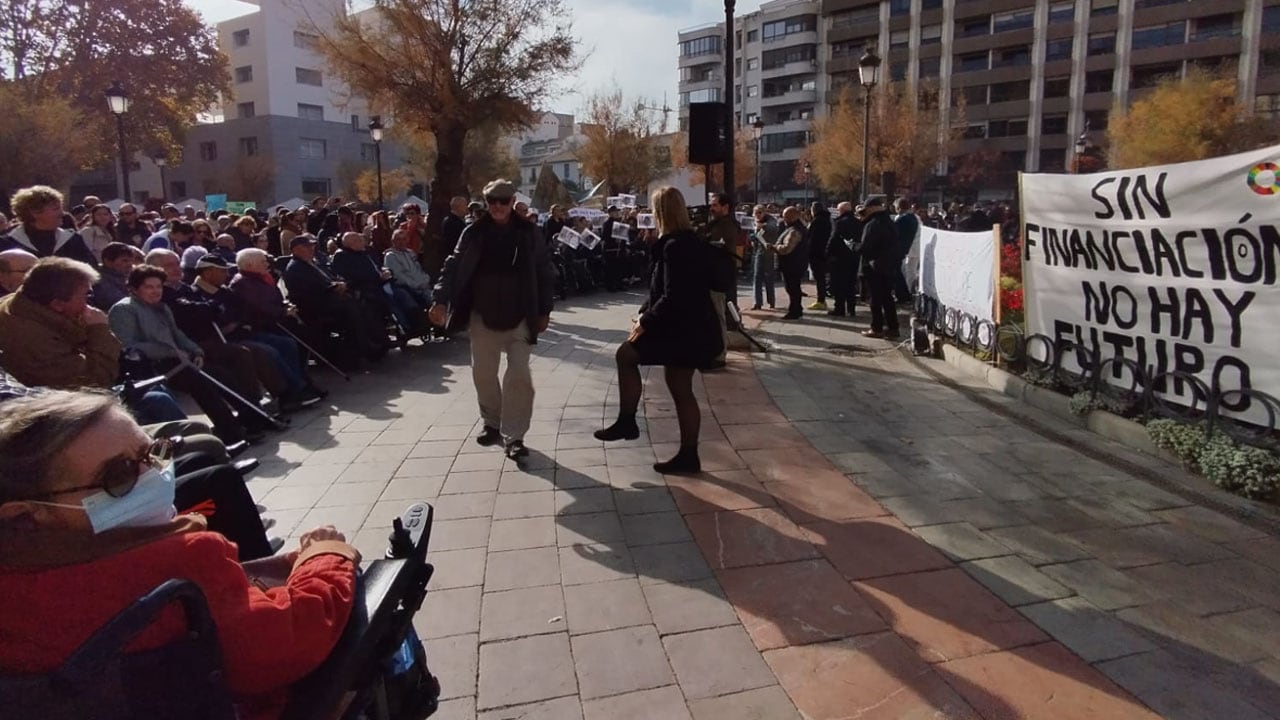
[
  {"x1": 153, "y1": 155, "x2": 167, "y2": 202},
  {"x1": 1073, "y1": 124, "x2": 1090, "y2": 174},
  {"x1": 723, "y1": 0, "x2": 736, "y2": 200},
  {"x1": 857, "y1": 48, "x2": 881, "y2": 203},
  {"x1": 803, "y1": 161, "x2": 811, "y2": 206},
  {"x1": 104, "y1": 81, "x2": 131, "y2": 201},
  {"x1": 751, "y1": 118, "x2": 765, "y2": 202},
  {"x1": 369, "y1": 115, "x2": 385, "y2": 210}
]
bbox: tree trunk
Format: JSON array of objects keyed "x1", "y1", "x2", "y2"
[{"x1": 429, "y1": 123, "x2": 468, "y2": 245}]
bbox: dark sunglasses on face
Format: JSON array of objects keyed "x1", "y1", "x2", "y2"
[
  {"x1": 486, "y1": 197, "x2": 512, "y2": 206},
  {"x1": 29, "y1": 437, "x2": 179, "y2": 500}
]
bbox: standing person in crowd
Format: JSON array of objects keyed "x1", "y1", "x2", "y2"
[
  {"x1": 893, "y1": 198, "x2": 920, "y2": 304},
  {"x1": 428, "y1": 179, "x2": 555, "y2": 461},
  {"x1": 441, "y1": 196, "x2": 469, "y2": 265},
  {"x1": 827, "y1": 201, "x2": 860, "y2": 317},
  {"x1": 0, "y1": 186, "x2": 98, "y2": 266},
  {"x1": 0, "y1": 250, "x2": 37, "y2": 298},
  {"x1": 806, "y1": 202, "x2": 832, "y2": 312},
  {"x1": 112, "y1": 203, "x2": 150, "y2": 249},
  {"x1": 750, "y1": 205, "x2": 779, "y2": 310},
  {"x1": 774, "y1": 206, "x2": 809, "y2": 321},
  {"x1": 79, "y1": 205, "x2": 117, "y2": 262},
  {"x1": 858, "y1": 197, "x2": 902, "y2": 339},
  {"x1": 366, "y1": 210, "x2": 393, "y2": 254},
  {"x1": 704, "y1": 193, "x2": 740, "y2": 370},
  {"x1": 594, "y1": 186, "x2": 722, "y2": 474},
  {"x1": 278, "y1": 210, "x2": 305, "y2": 257}
]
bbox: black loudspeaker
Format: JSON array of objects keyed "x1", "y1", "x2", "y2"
[
  {"x1": 688, "y1": 102, "x2": 729, "y2": 166},
  {"x1": 881, "y1": 171, "x2": 897, "y2": 201}
]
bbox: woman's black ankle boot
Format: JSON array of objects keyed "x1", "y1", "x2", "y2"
[
  {"x1": 594, "y1": 414, "x2": 639, "y2": 441},
  {"x1": 654, "y1": 445, "x2": 700, "y2": 475}
]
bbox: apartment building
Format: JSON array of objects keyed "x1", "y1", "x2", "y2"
[
  {"x1": 678, "y1": 0, "x2": 826, "y2": 203},
  {"x1": 680, "y1": 0, "x2": 1280, "y2": 200}
]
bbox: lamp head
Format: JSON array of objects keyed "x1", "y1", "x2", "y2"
[
  {"x1": 858, "y1": 48, "x2": 882, "y2": 89},
  {"x1": 369, "y1": 115, "x2": 384, "y2": 143},
  {"x1": 105, "y1": 80, "x2": 130, "y2": 115}
]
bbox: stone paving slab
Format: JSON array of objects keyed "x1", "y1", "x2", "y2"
[{"x1": 247, "y1": 290, "x2": 1280, "y2": 719}]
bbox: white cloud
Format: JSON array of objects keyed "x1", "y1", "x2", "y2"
[{"x1": 186, "y1": 0, "x2": 727, "y2": 118}]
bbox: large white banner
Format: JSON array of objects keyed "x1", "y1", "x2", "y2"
[
  {"x1": 1021, "y1": 145, "x2": 1280, "y2": 424},
  {"x1": 917, "y1": 228, "x2": 996, "y2": 324}
]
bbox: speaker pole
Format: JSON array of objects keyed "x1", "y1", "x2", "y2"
[{"x1": 723, "y1": 0, "x2": 736, "y2": 203}]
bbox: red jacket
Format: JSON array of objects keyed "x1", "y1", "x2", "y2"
[{"x1": 0, "y1": 517, "x2": 357, "y2": 720}]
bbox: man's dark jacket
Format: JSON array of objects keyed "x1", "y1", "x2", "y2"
[
  {"x1": 858, "y1": 211, "x2": 900, "y2": 277},
  {"x1": 432, "y1": 214, "x2": 555, "y2": 342},
  {"x1": 807, "y1": 212, "x2": 832, "y2": 262},
  {"x1": 0, "y1": 226, "x2": 97, "y2": 267},
  {"x1": 283, "y1": 257, "x2": 341, "y2": 312},
  {"x1": 330, "y1": 248, "x2": 386, "y2": 296},
  {"x1": 441, "y1": 212, "x2": 466, "y2": 258}
]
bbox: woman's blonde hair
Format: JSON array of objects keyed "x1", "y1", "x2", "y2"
[
  {"x1": 649, "y1": 186, "x2": 693, "y2": 236},
  {"x1": 10, "y1": 186, "x2": 64, "y2": 224}
]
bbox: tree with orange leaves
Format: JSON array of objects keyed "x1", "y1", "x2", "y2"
[{"x1": 669, "y1": 131, "x2": 757, "y2": 201}]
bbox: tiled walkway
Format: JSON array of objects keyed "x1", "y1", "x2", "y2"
[{"x1": 247, "y1": 287, "x2": 1280, "y2": 719}]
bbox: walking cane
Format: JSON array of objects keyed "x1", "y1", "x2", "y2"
[
  {"x1": 275, "y1": 322, "x2": 351, "y2": 381},
  {"x1": 726, "y1": 301, "x2": 769, "y2": 353},
  {"x1": 174, "y1": 356, "x2": 288, "y2": 430}
]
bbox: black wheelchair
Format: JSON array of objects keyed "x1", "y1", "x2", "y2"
[{"x1": 0, "y1": 502, "x2": 442, "y2": 720}]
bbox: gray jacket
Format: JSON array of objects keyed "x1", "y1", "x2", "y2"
[{"x1": 107, "y1": 296, "x2": 202, "y2": 361}]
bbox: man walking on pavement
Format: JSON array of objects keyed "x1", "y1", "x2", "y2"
[
  {"x1": 858, "y1": 197, "x2": 902, "y2": 339},
  {"x1": 774, "y1": 206, "x2": 809, "y2": 320},
  {"x1": 429, "y1": 179, "x2": 556, "y2": 461}
]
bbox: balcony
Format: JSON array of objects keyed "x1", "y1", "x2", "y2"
[
  {"x1": 761, "y1": 89, "x2": 817, "y2": 106},
  {"x1": 762, "y1": 29, "x2": 819, "y2": 47},
  {"x1": 758, "y1": 117, "x2": 814, "y2": 135},
  {"x1": 761, "y1": 59, "x2": 819, "y2": 79}
]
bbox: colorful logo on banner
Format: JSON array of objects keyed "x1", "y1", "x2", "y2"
[{"x1": 1246, "y1": 162, "x2": 1280, "y2": 196}]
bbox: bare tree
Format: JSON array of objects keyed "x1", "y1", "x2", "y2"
[{"x1": 577, "y1": 86, "x2": 671, "y2": 195}]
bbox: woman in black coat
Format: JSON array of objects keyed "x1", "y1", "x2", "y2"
[{"x1": 594, "y1": 186, "x2": 723, "y2": 474}]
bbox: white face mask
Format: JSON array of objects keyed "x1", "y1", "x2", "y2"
[{"x1": 32, "y1": 464, "x2": 177, "y2": 534}]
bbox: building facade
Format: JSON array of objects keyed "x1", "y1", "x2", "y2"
[{"x1": 680, "y1": 0, "x2": 1280, "y2": 201}]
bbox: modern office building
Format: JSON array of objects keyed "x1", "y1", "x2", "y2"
[{"x1": 680, "y1": 0, "x2": 1280, "y2": 200}]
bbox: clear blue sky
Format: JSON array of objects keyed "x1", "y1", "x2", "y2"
[{"x1": 184, "y1": 0, "x2": 719, "y2": 121}]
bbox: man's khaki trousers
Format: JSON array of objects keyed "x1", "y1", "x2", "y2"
[{"x1": 469, "y1": 313, "x2": 535, "y2": 442}]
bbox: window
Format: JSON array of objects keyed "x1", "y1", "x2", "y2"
[
  {"x1": 297, "y1": 103, "x2": 324, "y2": 121},
  {"x1": 232, "y1": 29, "x2": 249, "y2": 47},
  {"x1": 1087, "y1": 32, "x2": 1115, "y2": 56},
  {"x1": 994, "y1": 45, "x2": 1032, "y2": 68},
  {"x1": 747, "y1": 85, "x2": 759, "y2": 97},
  {"x1": 562, "y1": 163, "x2": 571, "y2": 178},
  {"x1": 680, "y1": 35, "x2": 720, "y2": 57},
  {"x1": 1041, "y1": 115, "x2": 1068, "y2": 135},
  {"x1": 1085, "y1": 110, "x2": 1109, "y2": 131},
  {"x1": 1049, "y1": 1, "x2": 1074, "y2": 23},
  {"x1": 1256, "y1": 93, "x2": 1280, "y2": 118},
  {"x1": 988, "y1": 119, "x2": 1029, "y2": 137},
  {"x1": 992, "y1": 9, "x2": 1034, "y2": 33},
  {"x1": 1039, "y1": 149, "x2": 1066, "y2": 173},
  {"x1": 1046, "y1": 38, "x2": 1072, "y2": 61},
  {"x1": 762, "y1": 44, "x2": 816, "y2": 69},
  {"x1": 1266, "y1": 6, "x2": 1280, "y2": 33},
  {"x1": 239, "y1": 137, "x2": 259, "y2": 156},
  {"x1": 832, "y1": 38, "x2": 876, "y2": 57},
  {"x1": 798, "y1": 107, "x2": 814, "y2": 119},
  {"x1": 234, "y1": 65, "x2": 252, "y2": 83},
  {"x1": 681, "y1": 65, "x2": 718, "y2": 82},
  {"x1": 919, "y1": 56, "x2": 941, "y2": 78},
  {"x1": 1261, "y1": 50, "x2": 1280, "y2": 76},
  {"x1": 1044, "y1": 76, "x2": 1070, "y2": 98},
  {"x1": 1001, "y1": 151, "x2": 1026, "y2": 171},
  {"x1": 199, "y1": 141, "x2": 218, "y2": 161},
  {"x1": 1091, "y1": 0, "x2": 1118, "y2": 16},
  {"x1": 762, "y1": 78, "x2": 815, "y2": 97},
  {"x1": 736, "y1": 30, "x2": 742, "y2": 49},
  {"x1": 1191, "y1": 13, "x2": 1241, "y2": 41},
  {"x1": 830, "y1": 5, "x2": 879, "y2": 28},
  {"x1": 890, "y1": 30, "x2": 909, "y2": 49},
  {"x1": 170, "y1": 181, "x2": 187, "y2": 199},
  {"x1": 301, "y1": 178, "x2": 330, "y2": 196},
  {"x1": 776, "y1": 110, "x2": 793, "y2": 122},
  {"x1": 747, "y1": 57, "x2": 759, "y2": 70},
  {"x1": 957, "y1": 51, "x2": 989, "y2": 73},
  {"x1": 295, "y1": 67, "x2": 323, "y2": 86},
  {"x1": 921, "y1": 0, "x2": 942, "y2": 9},
  {"x1": 961, "y1": 85, "x2": 988, "y2": 105},
  {"x1": 958, "y1": 15, "x2": 990, "y2": 38},
  {"x1": 989, "y1": 80, "x2": 1030, "y2": 103},
  {"x1": 746, "y1": 112, "x2": 759, "y2": 124},
  {"x1": 747, "y1": 29, "x2": 758, "y2": 42},
  {"x1": 686, "y1": 88, "x2": 721, "y2": 104},
  {"x1": 1132, "y1": 22, "x2": 1186, "y2": 50},
  {"x1": 237, "y1": 102, "x2": 255, "y2": 119},
  {"x1": 299, "y1": 138, "x2": 327, "y2": 159},
  {"x1": 921, "y1": 24, "x2": 942, "y2": 46},
  {"x1": 964, "y1": 123, "x2": 988, "y2": 139},
  {"x1": 889, "y1": 0, "x2": 910, "y2": 17},
  {"x1": 1084, "y1": 69, "x2": 1113, "y2": 93},
  {"x1": 762, "y1": 15, "x2": 816, "y2": 42},
  {"x1": 293, "y1": 30, "x2": 319, "y2": 50},
  {"x1": 1131, "y1": 62, "x2": 1181, "y2": 89},
  {"x1": 360, "y1": 143, "x2": 377, "y2": 161},
  {"x1": 760, "y1": 131, "x2": 809, "y2": 153}
]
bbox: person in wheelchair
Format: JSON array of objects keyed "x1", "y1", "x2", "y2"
[
  {"x1": 282, "y1": 234, "x2": 390, "y2": 365},
  {"x1": 382, "y1": 228, "x2": 434, "y2": 314},
  {"x1": 0, "y1": 390, "x2": 359, "y2": 720},
  {"x1": 331, "y1": 231, "x2": 427, "y2": 340}
]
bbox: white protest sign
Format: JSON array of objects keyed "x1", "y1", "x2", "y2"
[
  {"x1": 916, "y1": 228, "x2": 995, "y2": 324},
  {"x1": 568, "y1": 208, "x2": 606, "y2": 219},
  {"x1": 618, "y1": 193, "x2": 637, "y2": 208},
  {"x1": 606, "y1": 196, "x2": 623, "y2": 208},
  {"x1": 736, "y1": 213, "x2": 755, "y2": 231},
  {"x1": 1021, "y1": 144, "x2": 1280, "y2": 425},
  {"x1": 610, "y1": 222, "x2": 632, "y2": 241},
  {"x1": 637, "y1": 213, "x2": 655, "y2": 229},
  {"x1": 556, "y1": 227, "x2": 581, "y2": 249},
  {"x1": 580, "y1": 230, "x2": 601, "y2": 249}
]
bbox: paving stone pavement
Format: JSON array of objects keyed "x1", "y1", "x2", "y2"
[{"x1": 246, "y1": 285, "x2": 1280, "y2": 719}]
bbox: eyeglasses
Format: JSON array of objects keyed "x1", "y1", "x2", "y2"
[
  {"x1": 119, "y1": 211, "x2": 136, "y2": 217},
  {"x1": 30, "y1": 437, "x2": 179, "y2": 500},
  {"x1": 486, "y1": 197, "x2": 512, "y2": 206}
]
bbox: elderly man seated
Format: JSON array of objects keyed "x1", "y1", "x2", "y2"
[
  {"x1": 332, "y1": 231, "x2": 427, "y2": 339},
  {"x1": 0, "y1": 391, "x2": 356, "y2": 719},
  {"x1": 0, "y1": 248, "x2": 37, "y2": 298},
  {"x1": 283, "y1": 234, "x2": 389, "y2": 366}
]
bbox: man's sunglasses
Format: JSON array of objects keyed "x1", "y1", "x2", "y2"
[
  {"x1": 31, "y1": 437, "x2": 180, "y2": 500},
  {"x1": 486, "y1": 197, "x2": 512, "y2": 206}
]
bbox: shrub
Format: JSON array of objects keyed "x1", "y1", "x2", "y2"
[{"x1": 1147, "y1": 419, "x2": 1280, "y2": 499}]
